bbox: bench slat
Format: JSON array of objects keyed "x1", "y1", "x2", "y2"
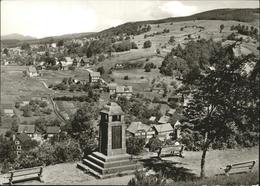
[
  {"x1": 12, "y1": 172, "x2": 40, "y2": 178},
  {"x1": 231, "y1": 161, "x2": 255, "y2": 166},
  {"x1": 229, "y1": 165, "x2": 254, "y2": 169},
  {"x1": 10, "y1": 166, "x2": 42, "y2": 173}
]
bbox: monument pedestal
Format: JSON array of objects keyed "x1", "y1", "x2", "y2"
[
  {"x1": 77, "y1": 103, "x2": 142, "y2": 179},
  {"x1": 77, "y1": 152, "x2": 142, "y2": 179}
]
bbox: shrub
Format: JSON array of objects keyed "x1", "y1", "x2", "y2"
[
  {"x1": 15, "y1": 102, "x2": 20, "y2": 109},
  {"x1": 42, "y1": 108, "x2": 52, "y2": 115},
  {"x1": 68, "y1": 66, "x2": 75, "y2": 71},
  {"x1": 143, "y1": 40, "x2": 152, "y2": 48},
  {"x1": 128, "y1": 170, "x2": 166, "y2": 186},
  {"x1": 146, "y1": 136, "x2": 163, "y2": 152},
  {"x1": 124, "y1": 75, "x2": 129, "y2": 80},
  {"x1": 97, "y1": 66, "x2": 105, "y2": 75},
  {"x1": 131, "y1": 42, "x2": 138, "y2": 49},
  {"x1": 22, "y1": 106, "x2": 32, "y2": 117},
  {"x1": 126, "y1": 137, "x2": 145, "y2": 155},
  {"x1": 98, "y1": 54, "x2": 105, "y2": 62},
  {"x1": 39, "y1": 101, "x2": 48, "y2": 108},
  {"x1": 144, "y1": 65, "x2": 151, "y2": 72}
]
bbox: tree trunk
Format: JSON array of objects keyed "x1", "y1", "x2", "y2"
[
  {"x1": 200, "y1": 132, "x2": 209, "y2": 178},
  {"x1": 200, "y1": 148, "x2": 207, "y2": 178}
]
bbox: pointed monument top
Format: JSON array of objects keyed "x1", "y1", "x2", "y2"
[{"x1": 100, "y1": 102, "x2": 124, "y2": 115}]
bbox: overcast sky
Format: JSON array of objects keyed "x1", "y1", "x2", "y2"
[{"x1": 1, "y1": 0, "x2": 259, "y2": 38}]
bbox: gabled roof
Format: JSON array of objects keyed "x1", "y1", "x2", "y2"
[
  {"x1": 153, "y1": 123, "x2": 173, "y2": 133},
  {"x1": 158, "y1": 115, "x2": 170, "y2": 124},
  {"x1": 90, "y1": 71, "x2": 100, "y2": 77},
  {"x1": 46, "y1": 126, "x2": 60, "y2": 134},
  {"x1": 167, "y1": 109, "x2": 176, "y2": 115},
  {"x1": 16, "y1": 133, "x2": 31, "y2": 143},
  {"x1": 100, "y1": 102, "x2": 124, "y2": 115},
  {"x1": 127, "y1": 122, "x2": 151, "y2": 134},
  {"x1": 116, "y1": 86, "x2": 133, "y2": 93},
  {"x1": 18, "y1": 125, "x2": 35, "y2": 134}
]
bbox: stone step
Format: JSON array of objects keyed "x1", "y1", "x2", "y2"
[
  {"x1": 77, "y1": 162, "x2": 142, "y2": 179},
  {"x1": 83, "y1": 159, "x2": 104, "y2": 174},
  {"x1": 102, "y1": 163, "x2": 143, "y2": 175},
  {"x1": 92, "y1": 152, "x2": 131, "y2": 162},
  {"x1": 87, "y1": 155, "x2": 138, "y2": 168},
  {"x1": 76, "y1": 162, "x2": 102, "y2": 179},
  {"x1": 83, "y1": 158, "x2": 142, "y2": 175}
]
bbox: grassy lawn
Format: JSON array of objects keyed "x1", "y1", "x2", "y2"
[{"x1": 170, "y1": 171, "x2": 259, "y2": 186}]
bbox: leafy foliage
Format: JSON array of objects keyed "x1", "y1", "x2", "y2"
[
  {"x1": 143, "y1": 40, "x2": 152, "y2": 48},
  {"x1": 126, "y1": 137, "x2": 146, "y2": 155}
]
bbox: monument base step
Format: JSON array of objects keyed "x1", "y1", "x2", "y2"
[
  {"x1": 77, "y1": 162, "x2": 142, "y2": 179},
  {"x1": 77, "y1": 152, "x2": 143, "y2": 179}
]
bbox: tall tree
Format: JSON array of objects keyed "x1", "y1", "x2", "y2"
[{"x1": 184, "y1": 55, "x2": 259, "y2": 178}]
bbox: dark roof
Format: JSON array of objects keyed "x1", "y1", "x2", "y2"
[
  {"x1": 100, "y1": 102, "x2": 124, "y2": 115},
  {"x1": 16, "y1": 133, "x2": 31, "y2": 143},
  {"x1": 46, "y1": 126, "x2": 60, "y2": 134},
  {"x1": 153, "y1": 123, "x2": 173, "y2": 133},
  {"x1": 18, "y1": 125, "x2": 35, "y2": 134},
  {"x1": 158, "y1": 116, "x2": 170, "y2": 124},
  {"x1": 127, "y1": 122, "x2": 151, "y2": 134}
]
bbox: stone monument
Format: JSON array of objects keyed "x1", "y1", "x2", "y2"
[{"x1": 77, "y1": 102, "x2": 142, "y2": 178}]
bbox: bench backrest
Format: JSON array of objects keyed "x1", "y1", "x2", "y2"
[
  {"x1": 162, "y1": 145, "x2": 184, "y2": 151},
  {"x1": 230, "y1": 161, "x2": 256, "y2": 168},
  {"x1": 10, "y1": 166, "x2": 43, "y2": 178},
  {"x1": 224, "y1": 160, "x2": 256, "y2": 174}
]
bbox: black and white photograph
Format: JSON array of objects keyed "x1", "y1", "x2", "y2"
[{"x1": 0, "y1": 0, "x2": 259, "y2": 185}]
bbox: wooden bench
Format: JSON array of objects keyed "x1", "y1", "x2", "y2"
[
  {"x1": 221, "y1": 160, "x2": 256, "y2": 176},
  {"x1": 7, "y1": 166, "x2": 43, "y2": 185},
  {"x1": 157, "y1": 145, "x2": 185, "y2": 158}
]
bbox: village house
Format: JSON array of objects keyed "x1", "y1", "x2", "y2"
[
  {"x1": 27, "y1": 66, "x2": 39, "y2": 77},
  {"x1": 126, "y1": 122, "x2": 155, "y2": 142},
  {"x1": 3, "y1": 109, "x2": 15, "y2": 117},
  {"x1": 168, "y1": 94, "x2": 184, "y2": 105},
  {"x1": 46, "y1": 126, "x2": 60, "y2": 138},
  {"x1": 152, "y1": 87, "x2": 164, "y2": 94},
  {"x1": 80, "y1": 56, "x2": 90, "y2": 66},
  {"x1": 17, "y1": 125, "x2": 36, "y2": 138},
  {"x1": 61, "y1": 57, "x2": 73, "y2": 70},
  {"x1": 89, "y1": 71, "x2": 101, "y2": 83},
  {"x1": 152, "y1": 123, "x2": 174, "y2": 141},
  {"x1": 108, "y1": 83, "x2": 118, "y2": 95},
  {"x1": 20, "y1": 100, "x2": 30, "y2": 107},
  {"x1": 115, "y1": 86, "x2": 133, "y2": 99},
  {"x1": 14, "y1": 133, "x2": 31, "y2": 156}
]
